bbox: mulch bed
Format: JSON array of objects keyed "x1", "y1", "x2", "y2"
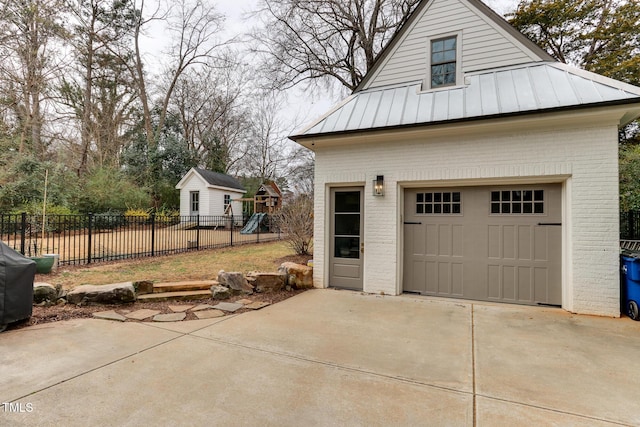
[
  {"x1": 5, "y1": 253, "x2": 313, "y2": 332},
  {"x1": 6, "y1": 289, "x2": 308, "y2": 331}
]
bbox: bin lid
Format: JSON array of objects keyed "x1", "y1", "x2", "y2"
[{"x1": 621, "y1": 249, "x2": 640, "y2": 259}]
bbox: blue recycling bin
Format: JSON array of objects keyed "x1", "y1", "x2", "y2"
[{"x1": 621, "y1": 255, "x2": 640, "y2": 320}]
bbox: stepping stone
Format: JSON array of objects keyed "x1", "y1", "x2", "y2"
[
  {"x1": 245, "y1": 301, "x2": 270, "y2": 310},
  {"x1": 212, "y1": 302, "x2": 244, "y2": 313},
  {"x1": 169, "y1": 305, "x2": 194, "y2": 313},
  {"x1": 93, "y1": 311, "x2": 126, "y2": 322},
  {"x1": 236, "y1": 299, "x2": 253, "y2": 305},
  {"x1": 194, "y1": 310, "x2": 225, "y2": 319},
  {"x1": 190, "y1": 304, "x2": 215, "y2": 312},
  {"x1": 153, "y1": 313, "x2": 186, "y2": 322},
  {"x1": 125, "y1": 309, "x2": 161, "y2": 320}
]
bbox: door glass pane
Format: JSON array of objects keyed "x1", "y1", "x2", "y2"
[
  {"x1": 335, "y1": 213, "x2": 360, "y2": 235},
  {"x1": 335, "y1": 191, "x2": 360, "y2": 213},
  {"x1": 335, "y1": 237, "x2": 360, "y2": 259}
]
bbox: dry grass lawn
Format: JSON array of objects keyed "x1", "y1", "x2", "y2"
[{"x1": 39, "y1": 241, "x2": 311, "y2": 289}]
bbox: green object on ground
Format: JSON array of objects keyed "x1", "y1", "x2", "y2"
[{"x1": 31, "y1": 256, "x2": 55, "y2": 274}]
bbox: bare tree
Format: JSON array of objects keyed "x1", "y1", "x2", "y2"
[
  {"x1": 237, "y1": 93, "x2": 294, "y2": 183},
  {"x1": 0, "y1": 0, "x2": 66, "y2": 158},
  {"x1": 61, "y1": 0, "x2": 138, "y2": 174},
  {"x1": 127, "y1": 0, "x2": 228, "y2": 151},
  {"x1": 274, "y1": 193, "x2": 314, "y2": 255},
  {"x1": 171, "y1": 57, "x2": 250, "y2": 173},
  {"x1": 251, "y1": 0, "x2": 420, "y2": 91}
]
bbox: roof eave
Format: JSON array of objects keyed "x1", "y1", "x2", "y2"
[
  {"x1": 207, "y1": 184, "x2": 247, "y2": 194},
  {"x1": 290, "y1": 97, "x2": 640, "y2": 145}
]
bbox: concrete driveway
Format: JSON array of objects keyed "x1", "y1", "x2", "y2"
[{"x1": 1, "y1": 289, "x2": 639, "y2": 426}]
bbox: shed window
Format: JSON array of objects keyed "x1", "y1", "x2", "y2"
[
  {"x1": 224, "y1": 194, "x2": 231, "y2": 210},
  {"x1": 190, "y1": 191, "x2": 199, "y2": 214},
  {"x1": 431, "y1": 36, "x2": 457, "y2": 88}
]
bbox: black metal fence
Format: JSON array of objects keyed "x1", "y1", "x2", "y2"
[
  {"x1": 0, "y1": 213, "x2": 280, "y2": 266},
  {"x1": 621, "y1": 211, "x2": 640, "y2": 240}
]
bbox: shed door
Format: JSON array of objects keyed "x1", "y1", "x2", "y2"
[
  {"x1": 403, "y1": 185, "x2": 562, "y2": 306},
  {"x1": 330, "y1": 188, "x2": 364, "y2": 290}
]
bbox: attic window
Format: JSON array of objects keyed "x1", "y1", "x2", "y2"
[{"x1": 431, "y1": 36, "x2": 457, "y2": 88}]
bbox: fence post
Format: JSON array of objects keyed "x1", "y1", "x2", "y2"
[
  {"x1": 196, "y1": 215, "x2": 200, "y2": 249},
  {"x1": 87, "y1": 213, "x2": 93, "y2": 264},
  {"x1": 229, "y1": 216, "x2": 233, "y2": 246},
  {"x1": 257, "y1": 215, "x2": 261, "y2": 243},
  {"x1": 20, "y1": 212, "x2": 26, "y2": 255},
  {"x1": 151, "y1": 212, "x2": 156, "y2": 257}
]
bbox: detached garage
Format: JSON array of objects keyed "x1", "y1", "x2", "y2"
[{"x1": 290, "y1": 0, "x2": 640, "y2": 316}]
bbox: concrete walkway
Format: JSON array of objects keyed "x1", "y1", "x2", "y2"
[{"x1": 1, "y1": 289, "x2": 639, "y2": 426}]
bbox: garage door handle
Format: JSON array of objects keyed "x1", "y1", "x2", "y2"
[
  {"x1": 404, "y1": 221, "x2": 422, "y2": 225},
  {"x1": 538, "y1": 223, "x2": 562, "y2": 226}
]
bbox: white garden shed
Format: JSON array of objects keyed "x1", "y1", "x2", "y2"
[
  {"x1": 176, "y1": 168, "x2": 246, "y2": 218},
  {"x1": 290, "y1": 0, "x2": 640, "y2": 316}
]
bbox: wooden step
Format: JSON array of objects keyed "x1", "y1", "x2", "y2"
[
  {"x1": 152, "y1": 280, "x2": 218, "y2": 293},
  {"x1": 137, "y1": 290, "x2": 212, "y2": 302}
]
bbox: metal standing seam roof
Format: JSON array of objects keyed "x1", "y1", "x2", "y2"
[{"x1": 291, "y1": 62, "x2": 640, "y2": 140}]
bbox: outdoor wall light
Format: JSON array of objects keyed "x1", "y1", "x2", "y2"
[{"x1": 373, "y1": 175, "x2": 384, "y2": 197}]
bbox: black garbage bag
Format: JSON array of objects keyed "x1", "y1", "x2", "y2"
[{"x1": 0, "y1": 241, "x2": 36, "y2": 331}]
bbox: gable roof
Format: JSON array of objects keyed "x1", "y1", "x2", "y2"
[
  {"x1": 175, "y1": 168, "x2": 246, "y2": 192},
  {"x1": 256, "y1": 181, "x2": 282, "y2": 198},
  {"x1": 291, "y1": 62, "x2": 640, "y2": 142},
  {"x1": 357, "y1": 0, "x2": 555, "y2": 92},
  {"x1": 290, "y1": 0, "x2": 640, "y2": 143}
]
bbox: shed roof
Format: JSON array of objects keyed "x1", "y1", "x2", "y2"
[
  {"x1": 192, "y1": 168, "x2": 245, "y2": 192},
  {"x1": 291, "y1": 62, "x2": 640, "y2": 141}
]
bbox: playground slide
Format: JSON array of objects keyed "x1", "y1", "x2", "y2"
[{"x1": 241, "y1": 213, "x2": 266, "y2": 234}]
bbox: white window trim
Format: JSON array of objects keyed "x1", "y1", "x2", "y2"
[
  {"x1": 423, "y1": 30, "x2": 464, "y2": 91},
  {"x1": 190, "y1": 191, "x2": 200, "y2": 213}
]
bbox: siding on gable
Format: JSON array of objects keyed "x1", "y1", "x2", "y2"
[
  {"x1": 312, "y1": 121, "x2": 620, "y2": 317},
  {"x1": 365, "y1": 0, "x2": 538, "y2": 90}
]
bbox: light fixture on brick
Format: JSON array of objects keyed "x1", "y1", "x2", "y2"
[{"x1": 373, "y1": 175, "x2": 384, "y2": 197}]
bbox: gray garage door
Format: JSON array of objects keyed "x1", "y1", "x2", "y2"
[{"x1": 403, "y1": 185, "x2": 561, "y2": 306}]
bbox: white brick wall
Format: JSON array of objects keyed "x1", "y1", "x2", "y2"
[{"x1": 313, "y1": 120, "x2": 620, "y2": 316}]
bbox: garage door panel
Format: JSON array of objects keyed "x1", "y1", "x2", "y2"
[
  {"x1": 534, "y1": 227, "x2": 549, "y2": 261},
  {"x1": 426, "y1": 261, "x2": 437, "y2": 293},
  {"x1": 502, "y1": 225, "x2": 516, "y2": 260},
  {"x1": 518, "y1": 266, "x2": 532, "y2": 302},
  {"x1": 403, "y1": 184, "x2": 561, "y2": 306},
  {"x1": 518, "y1": 226, "x2": 532, "y2": 260},
  {"x1": 504, "y1": 265, "x2": 517, "y2": 301},
  {"x1": 452, "y1": 263, "x2": 463, "y2": 295},
  {"x1": 408, "y1": 227, "x2": 425, "y2": 255},
  {"x1": 452, "y1": 225, "x2": 464, "y2": 257},
  {"x1": 425, "y1": 224, "x2": 438, "y2": 256},
  {"x1": 534, "y1": 267, "x2": 548, "y2": 302},
  {"x1": 438, "y1": 262, "x2": 451, "y2": 294},
  {"x1": 438, "y1": 225, "x2": 452, "y2": 256},
  {"x1": 488, "y1": 226, "x2": 500, "y2": 258},
  {"x1": 488, "y1": 265, "x2": 500, "y2": 299}
]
